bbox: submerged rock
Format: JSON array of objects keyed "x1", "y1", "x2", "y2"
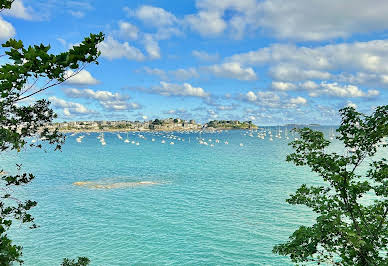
[{"x1": 73, "y1": 180, "x2": 158, "y2": 189}]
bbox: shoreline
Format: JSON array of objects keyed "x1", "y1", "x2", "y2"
[{"x1": 58, "y1": 127, "x2": 255, "y2": 133}]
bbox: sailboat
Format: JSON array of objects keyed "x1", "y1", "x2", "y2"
[
  {"x1": 329, "y1": 128, "x2": 335, "y2": 140},
  {"x1": 285, "y1": 128, "x2": 289, "y2": 140},
  {"x1": 124, "y1": 132, "x2": 130, "y2": 143}
]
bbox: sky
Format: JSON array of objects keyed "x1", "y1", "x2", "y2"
[{"x1": 1, "y1": 0, "x2": 388, "y2": 125}]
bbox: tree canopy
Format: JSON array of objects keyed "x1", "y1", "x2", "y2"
[
  {"x1": 0, "y1": 0, "x2": 104, "y2": 264},
  {"x1": 273, "y1": 106, "x2": 388, "y2": 265}
]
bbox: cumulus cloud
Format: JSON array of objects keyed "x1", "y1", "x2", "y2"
[
  {"x1": 227, "y1": 41, "x2": 388, "y2": 75},
  {"x1": 99, "y1": 36, "x2": 145, "y2": 61},
  {"x1": 181, "y1": 0, "x2": 388, "y2": 40},
  {"x1": 142, "y1": 34, "x2": 161, "y2": 59},
  {"x1": 142, "y1": 63, "x2": 255, "y2": 82},
  {"x1": 64, "y1": 70, "x2": 99, "y2": 86},
  {"x1": 156, "y1": 82, "x2": 210, "y2": 97},
  {"x1": 3, "y1": 0, "x2": 34, "y2": 20},
  {"x1": 243, "y1": 90, "x2": 307, "y2": 109},
  {"x1": 64, "y1": 88, "x2": 129, "y2": 101},
  {"x1": 271, "y1": 81, "x2": 297, "y2": 91},
  {"x1": 271, "y1": 80, "x2": 380, "y2": 98},
  {"x1": 243, "y1": 91, "x2": 282, "y2": 108},
  {"x1": 309, "y1": 83, "x2": 379, "y2": 98},
  {"x1": 225, "y1": 40, "x2": 388, "y2": 91},
  {"x1": 184, "y1": 0, "x2": 258, "y2": 38},
  {"x1": 48, "y1": 96, "x2": 95, "y2": 116},
  {"x1": 64, "y1": 88, "x2": 141, "y2": 111},
  {"x1": 185, "y1": 11, "x2": 227, "y2": 37},
  {"x1": 269, "y1": 65, "x2": 332, "y2": 82},
  {"x1": 143, "y1": 67, "x2": 167, "y2": 79},
  {"x1": 126, "y1": 5, "x2": 177, "y2": 27},
  {"x1": 0, "y1": 16, "x2": 15, "y2": 40},
  {"x1": 170, "y1": 68, "x2": 199, "y2": 80},
  {"x1": 129, "y1": 82, "x2": 210, "y2": 98},
  {"x1": 117, "y1": 1, "x2": 388, "y2": 43},
  {"x1": 118, "y1": 21, "x2": 139, "y2": 40},
  {"x1": 257, "y1": 0, "x2": 388, "y2": 41},
  {"x1": 143, "y1": 67, "x2": 198, "y2": 80},
  {"x1": 289, "y1": 96, "x2": 307, "y2": 105},
  {"x1": 203, "y1": 62, "x2": 257, "y2": 81},
  {"x1": 192, "y1": 50, "x2": 219, "y2": 62}
]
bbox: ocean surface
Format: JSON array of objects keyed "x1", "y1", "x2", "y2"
[{"x1": 1, "y1": 127, "x2": 384, "y2": 265}]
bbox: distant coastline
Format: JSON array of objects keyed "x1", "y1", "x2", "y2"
[{"x1": 49, "y1": 118, "x2": 258, "y2": 133}]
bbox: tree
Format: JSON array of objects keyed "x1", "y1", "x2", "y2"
[
  {"x1": 273, "y1": 106, "x2": 388, "y2": 265},
  {"x1": 152, "y1": 119, "x2": 163, "y2": 125},
  {"x1": 61, "y1": 257, "x2": 90, "y2": 266},
  {"x1": 0, "y1": 0, "x2": 104, "y2": 264}
]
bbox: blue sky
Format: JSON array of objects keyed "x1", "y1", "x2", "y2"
[{"x1": 1, "y1": 0, "x2": 388, "y2": 125}]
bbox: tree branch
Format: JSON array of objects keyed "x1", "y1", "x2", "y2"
[{"x1": 15, "y1": 64, "x2": 86, "y2": 102}]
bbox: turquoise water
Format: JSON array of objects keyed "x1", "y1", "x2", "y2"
[{"x1": 0, "y1": 128, "x2": 356, "y2": 265}]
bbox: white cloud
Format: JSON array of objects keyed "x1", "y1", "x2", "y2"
[
  {"x1": 3, "y1": 0, "x2": 34, "y2": 20},
  {"x1": 271, "y1": 81, "x2": 297, "y2": 91},
  {"x1": 227, "y1": 41, "x2": 388, "y2": 74},
  {"x1": 192, "y1": 50, "x2": 219, "y2": 62},
  {"x1": 68, "y1": 10, "x2": 84, "y2": 18},
  {"x1": 216, "y1": 104, "x2": 238, "y2": 111},
  {"x1": 184, "y1": 0, "x2": 257, "y2": 38},
  {"x1": 0, "y1": 16, "x2": 15, "y2": 40},
  {"x1": 48, "y1": 96, "x2": 95, "y2": 116},
  {"x1": 64, "y1": 70, "x2": 99, "y2": 86},
  {"x1": 156, "y1": 82, "x2": 210, "y2": 98},
  {"x1": 257, "y1": 0, "x2": 388, "y2": 41},
  {"x1": 183, "y1": 0, "x2": 388, "y2": 41},
  {"x1": 203, "y1": 62, "x2": 257, "y2": 81},
  {"x1": 143, "y1": 67, "x2": 167, "y2": 79},
  {"x1": 225, "y1": 40, "x2": 388, "y2": 91},
  {"x1": 289, "y1": 96, "x2": 307, "y2": 105},
  {"x1": 243, "y1": 90, "x2": 308, "y2": 109},
  {"x1": 64, "y1": 88, "x2": 141, "y2": 111},
  {"x1": 244, "y1": 91, "x2": 281, "y2": 107},
  {"x1": 185, "y1": 11, "x2": 227, "y2": 36},
  {"x1": 301, "y1": 81, "x2": 319, "y2": 90},
  {"x1": 309, "y1": 82, "x2": 380, "y2": 98},
  {"x1": 99, "y1": 36, "x2": 145, "y2": 61},
  {"x1": 170, "y1": 68, "x2": 199, "y2": 80},
  {"x1": 64, "y1": 88, "x2": 129, "y2": 101},
  {"x1": 269, "y1": 65, "x2": 332, "y2": 82},
  {"x1": 207, "y1": 109, "x2": 219, "y2": 119},
  {"x1": 100, "y1": 101, "x2": 140, "y2": 111},
  {"x1": 118, "y1": 21, "x2": 139, "y2": 40},
  {"x1": 153, "y1": 26, "x2": 182, "y2": 40},
  {"x1": 346, "y1": 101, "x2": 358, "y2": 109},
  {"x1": 143, "y1": 34, "x2": 160, "y2": 59},
  {"x1": 127, "y1": 5, "x2": 177, "y2": 27}
]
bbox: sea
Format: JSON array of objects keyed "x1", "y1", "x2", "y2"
[{"x1": 1, "y1": 126, "x2": 384, "y2": 265}]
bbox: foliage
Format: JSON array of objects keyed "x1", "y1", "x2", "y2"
[
  {"x1": 0, "y1": 0, "x2": 13, "y2": 10},
  {"x1": 61, "y1": 257, "x2": 90, "y2": 266},
  {"x1": 0, "y1": 1, "x2": 104, "y2": 264},
  {"x1": 273, "y1": 106, "x2": 388, "y2": 265},
  {"x1": 206, "y1": 120, "x2": 257, "y2": 129},
  {"x1": 152, "y1": 119, "x2": 163, "y2": 125}
]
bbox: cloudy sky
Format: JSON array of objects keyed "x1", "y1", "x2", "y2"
[{"x1": 2, "y1": 0, "x2": 388, "y2": 125}]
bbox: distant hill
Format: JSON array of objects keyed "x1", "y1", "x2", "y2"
[{"x1": 205, "y1": 120, "x2": 258, "y2": 129}]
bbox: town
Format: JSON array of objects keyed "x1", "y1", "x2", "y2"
[{"x1": 50, "y1": 119, "x2": 258, "y2": 132}]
